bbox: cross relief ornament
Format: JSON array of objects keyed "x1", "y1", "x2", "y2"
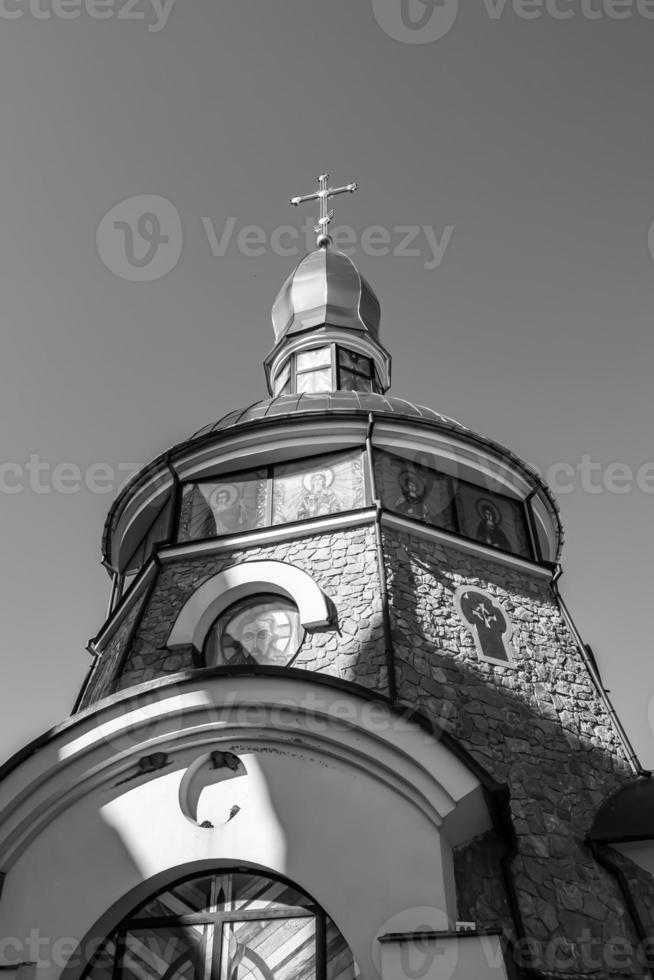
[
  {"x1": 290, "y1": 173, "x2": 357, "y2": 248},
  {"x1": 454, "y1": 586, "x2": 517, "y2": 668}
]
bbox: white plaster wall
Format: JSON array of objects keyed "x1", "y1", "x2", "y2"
[
  {"x1": 0, "y1": 676, "x2": 489, "y2": 980},
  {"x1": 1, "y1": 748, "x2": 450, "y2": 980}
]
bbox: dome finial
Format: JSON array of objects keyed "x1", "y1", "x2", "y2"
[{"x1": 290, "y1": 173, "x2": 357, "y2": 250}]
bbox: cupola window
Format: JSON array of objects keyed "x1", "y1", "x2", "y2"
[
  {"x1": 275, "y1": 345, "x2": 377, "y2": 396},
  {"x1": 295, "y1": 346, "x2": 333, "y2": 393},
  {"x1": 337, "y1": 347, "x2": 374, "y2": 392},
  {"x1": 203, "y1": 594, "x2": 304, "y2": 668}
]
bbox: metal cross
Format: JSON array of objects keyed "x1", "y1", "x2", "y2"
[{"x1": 290, "y1": 173, "x2": 357, "y2": 247}]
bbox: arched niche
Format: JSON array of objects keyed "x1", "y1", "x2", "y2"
[{"x1": 166, "y1": 560, "x2": 331, "y2": 651}]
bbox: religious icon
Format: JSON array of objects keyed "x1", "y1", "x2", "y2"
[
  {"x1": 177, "y1": 471, "x2": 267, "y2": 542},
  {"x1": 454, "y1": 587, "x2": 516, "y2": 667},
  {"x1": 373, "y1": 449, "x2": 456, "y2": 532},
  {"x1": 394, "y1": 470, "x2": 432, "y2": 522},
  {"x1": 474, "y1": 498, "x2": 511, "y2": 551},
  {"x1": 273, "y1": 450, "x2": 365, "y2": 525},
  {"x1": 204, "y1": 597, "x2": 304, "y2": 668},
  {"x1": 454, "y1": 483, "x2": 532, "y2": 559},
  {"x1": 296, "y1": 469, "x2": 341, "y2": 520},
  {"x1": 205, "y1": 483, "x2": 251, "y2": 533}
]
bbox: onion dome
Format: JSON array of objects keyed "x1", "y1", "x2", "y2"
[
  {"x1": 271, "y1": 248, "x2": 381, "y2": 341},
  {"x1": 265, "y1": 247, "x2": 391, "y2": 398}
]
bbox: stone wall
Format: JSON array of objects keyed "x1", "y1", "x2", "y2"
[
  {"x1": 111, "y1": 526, "x2": 387, "y2": 696},
  {"x1": 79, "y1": 517, "x2": 648, "y2": 977},
  {"x1": 453, "y1": 830, "x2": 514, "y2": 932},
  {"x1": 383, "y1": 528, "x2": 636, "y2": 977}
]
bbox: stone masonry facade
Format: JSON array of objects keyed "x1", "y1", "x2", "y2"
[
  {"x1": 384, "y1": 527, "x2": 639, "y2": 978},
  {"x1": 85, "y1": 527, "x2": 388, "y2": 700},
  {"x1": 80, "y1": 520, "x2": 649, "y2": 978}
]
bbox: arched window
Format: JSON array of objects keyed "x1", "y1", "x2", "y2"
[
  {"x1": 203, "y1": 595, "x2": 305, "y2": 668},
  {"x1": 82, "y1": 869, "x2": 355, "y2": 980}
]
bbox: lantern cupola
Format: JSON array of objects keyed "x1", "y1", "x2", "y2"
[{"x1": 265, "y1": 174, "x2": 391, "y2": 396}]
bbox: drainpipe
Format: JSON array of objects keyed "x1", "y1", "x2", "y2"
[
  {"x1": 551, "y1": 565, "x2": 644, "y2": 777},
  {"x1": 366, "y1": 413, "x2": 397, "y2": 702},
  {"x1": 71, "y1": 642, "x2": 99, "y2": 714},
  {"x1": 106, "y1": 571, "x2": 120, "y2": 619}
]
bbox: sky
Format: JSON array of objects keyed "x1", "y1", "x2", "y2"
[{"x1": 1, "y1": 0, "x2": 653, "y2": 768}]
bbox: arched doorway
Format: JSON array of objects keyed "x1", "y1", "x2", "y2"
[{"x1": 81, "y1": 869, "x2": 356, "y2": 980}]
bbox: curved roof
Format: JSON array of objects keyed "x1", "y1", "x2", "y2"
[
  {"x1": 590, "y1": 778, "x2": 654, "y2": 843},
  {"x1": 271, "y1": 248, "x2": 381, "y2": 341},
  {"x1": 193, "y1": 392, "x2": 466, "y2": 438}
]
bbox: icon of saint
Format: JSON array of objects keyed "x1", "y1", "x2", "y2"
[
  {"x1": 207, "y1": 484, "x2": 251, "y2": 533},
  {"x1": 474, "y1": 498, "x2": 511, "y2": 551},
  {"x1": 394, "y1": 470, "x2": 431, "y2": 522},
  {"x1": 225, "y1": 610, "x2": 291, "y2": 667},
  {"x1": 296, "y1": 469, "x2": 341, "y2": 520}
]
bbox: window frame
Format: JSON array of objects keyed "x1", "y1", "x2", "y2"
[
  {"x1": 373, "y1": 447, "x2": 535, "y2": 561},
  {"x1": 278, "y1": 344, "x2": 378, "y2": 396},
  {"x1": 81, "y1": 869, "x2": 339, "y2": 980},
  {"x1": 177, "y1": 448, "x2": 372, "y2": 544},
  {"x1": 175, "y1": 446, "x2": 537, "y2": 563}
]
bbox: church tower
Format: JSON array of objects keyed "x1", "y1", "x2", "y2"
[{"x1": 1, "y1": 176, "x2": 654, "y2": 980}]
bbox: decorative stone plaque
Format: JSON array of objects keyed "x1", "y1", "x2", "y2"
[{"x1": 454, "y1": 586, "x2": 516, "y2": 667}]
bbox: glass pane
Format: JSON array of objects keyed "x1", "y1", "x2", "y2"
[
  {"x1": 84, "y1": 937, "x2": 118, "y2": 980},
  {"x1": 454, "y1": 483, "x2": 533, "y2": 558},
  {"x1": 374, "y1": 449, "x2": 456, "y2": 532},
  {"x1": 204, "y1": 596, "x2": 304, "y2": 668},
  {"x1": 121, "y1": 926, "x2": 207, "y2": 980},
  {"x1": 296, "y1": 347, "x2": 330, "y2": 371},
  {"x1": 339, "y1": 369, "x2": 372, "y2": 393},
  {"x1": 135, "y1": 878, "x2": 215, "y2": 918},
  {"x1": 220, "y1": 918, "x2": 315, "y2": 980},
  {"x1": 178, "y1": 472, "x2": 268, "y2": 541},
  {"x1": 276, "y1": 361, "x2": 291, "y2": 389},
  {"x1": 337, "y1": 348, "x2": 371, "y2": 375},
  {"x1": 272, "y1": 451, "x2": 366, "y2": 525},
  {"x1": 213, "y1": 875, "x2": 314, "y2": 914},
  {"x1": 326, "y1": 920, "x2": 357, "y2": 980},
  {"x1": 296, "y1": 369, "x2": 332, "y2": 394}
]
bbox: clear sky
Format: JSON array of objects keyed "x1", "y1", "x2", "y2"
[{"x1": 1, "y1": 0, "x2": 653, "y2": 768}]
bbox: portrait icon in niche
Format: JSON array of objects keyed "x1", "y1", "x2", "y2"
[
  {"x1": 455, "y1": 484, "x2": 532, "y2": 558},
  {"x1": 204, "y1": 595, "x2": 304, "y2": 668},
  {"x1": 454, "y1": 586, "x2": 516, "y2": 667}
]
